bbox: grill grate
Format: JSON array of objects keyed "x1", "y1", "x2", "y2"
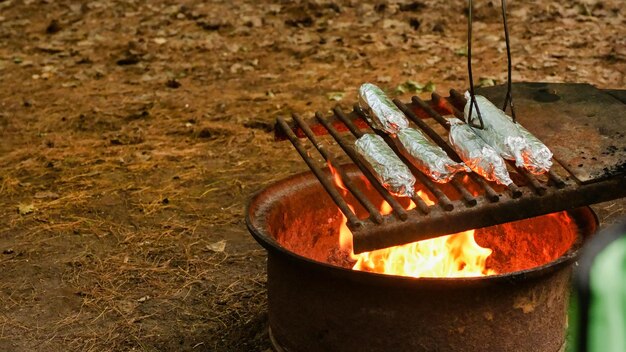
[{"x1": 276, "y1": 84, "x2": 626, "y2": 253}]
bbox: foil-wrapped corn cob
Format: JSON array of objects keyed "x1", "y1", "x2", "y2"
[
  {"x1": 516, "y1": 124, "x2": 553, "y2": 174},
  {"x1": 448, "y1": 118, "x2": 513, "y2": 186},
  {"x1": 463, "y1": 93, "x2": 553, "y2": 174},
  {"x1": 396, "y1": 128, "x2": 470, "y2": 183},
  {"x1": 463, "y1": 93, "x2": 528, "y2": 167},
  {"x1": 358, "y1": 83, "x2": 409, "y2": 135},
  {"x1": 355, "y1": 134, "x2": 415, "y2": 197}
]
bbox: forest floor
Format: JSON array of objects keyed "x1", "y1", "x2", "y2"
[{"x1": 0, "y1": 0, "x2": 624, "y2": 351}]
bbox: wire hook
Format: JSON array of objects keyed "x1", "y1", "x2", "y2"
[
  {"x1": 466, "y1": 0, "x2": 484, "y2": 129},
  {"x1": 501, "y1": 0, "x2": 516, "y2": 122}
]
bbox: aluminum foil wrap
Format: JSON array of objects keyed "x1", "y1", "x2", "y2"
[
  {"x1": 396, "y1": 128, "x2": 470, "y2": 183},
  {"x1": 463, "y1": 93, "x2": 528, "y2": 168},
  {"x1": 354, "y1": 134, "x2": 415, "y2": 197},
  {"x1": 358, "y1": 83, "x2": 409, "y2": 135},
  {"x1": 516, "y1": 124, "x2": 553, "y2": 174},
  {"x1": 463, "y1": 92, "x2": 553, "y2": 174},
  {"x1": 448, "y1": 118, "x2": 513, "y2": 186}
]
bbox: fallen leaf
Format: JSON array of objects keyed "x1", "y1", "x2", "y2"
[
  {"x1": 327, "y1": 92, "x2": 345, "y2": 101},
  {"x1": 455, "y1": 47, "x2": 468, "y2": 57},
  {"x1": 477, "y1": 77, "x2": 497, "y2": 87},
  {"x1": 18, "y1": 204, "x2": 35, "y2": 215},
  {"x1": 395, "y1": 80, "x2": 435, "y2": 94},
  {"x1": 137, "y1": 295, "x2": 151, "y2": 303},
  {"x1": 207, "y1": 240, "x2": 227, "y2": 252}
]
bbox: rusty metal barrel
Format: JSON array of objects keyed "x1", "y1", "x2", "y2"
[{"x1": 247, "y1": 167, "x2": 598, "y2": 352}]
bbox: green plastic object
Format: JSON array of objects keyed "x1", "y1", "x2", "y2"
[
  {"x1": 570, "y1": 220, "x2": 626, "y2": 352},
  {"x1": 589, "y1": 235, "x2": 626, "y2": 351}
]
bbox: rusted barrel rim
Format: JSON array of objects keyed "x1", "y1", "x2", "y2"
[{"x1": 246, "y1": 165, "x2": 598, "y2": 288}]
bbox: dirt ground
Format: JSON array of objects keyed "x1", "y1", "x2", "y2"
[{"x1": 0, "y1": 0, "x2": 624, "y2": 351}]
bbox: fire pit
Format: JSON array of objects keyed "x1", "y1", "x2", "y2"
[{"x1": 246, "y1": 165, "x2": 598, "y2": 352}]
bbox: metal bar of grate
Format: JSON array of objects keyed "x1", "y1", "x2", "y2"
[
  {"x1": 314, "y1": 112, "x2": 412, "y2": 219},
  {"x1": 276, "y1": 117, "x2": 363, "y2": 228},
  {"x1": 291, "y1": 113, "x2": 384, "y2": 224},
  {"x1": 517, "y1": 169, "x2": 547, "y2": 195},
  {"x1": 453, "y1": 182, "x2": 478, "y2": 207},
  {"x1": 331, "y1": 107, "x2": 364, "y2": 137},
  {"x1": 333, "y1": 107, "x2": 435, "y2": 213},
  {"x1": 449, "y1": 89, "x2": 466, "y2": 108},
  {"x1": 548, "y1": 170, "x2": 567, "y2": 188}
]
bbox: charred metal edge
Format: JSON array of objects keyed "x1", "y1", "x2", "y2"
[
  {"x1": 351, "y1": 175, "x2": 625, "y2": 253},
  {"x1": 604, "y1": 89, "x2": 626, "y2": 105},
  {"x1": 269, "y1": 328, "x2": 287, "y2": 352}
]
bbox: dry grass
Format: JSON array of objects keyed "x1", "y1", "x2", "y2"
[{"x1": 0, "y1": 0, "x2": 624, "y2": 351}]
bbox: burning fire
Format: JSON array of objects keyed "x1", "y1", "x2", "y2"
[{"x1": 330, "y1": 163, "x2": 496, "y2": 278}]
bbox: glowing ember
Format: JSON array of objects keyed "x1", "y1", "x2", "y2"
[{"x1": 330, "y1": 163, "x2": 496, "y2": 278}]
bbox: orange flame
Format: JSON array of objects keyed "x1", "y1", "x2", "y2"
[
  {"x1": 330, "y1": 165, "x2": 496, "y2": 278},
  {"x1": 327, "y1": 162, "x2": 347, "y2": 191},
  {"x1": 329, "y1": 162, "x2": 356, "y2": 250}
]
